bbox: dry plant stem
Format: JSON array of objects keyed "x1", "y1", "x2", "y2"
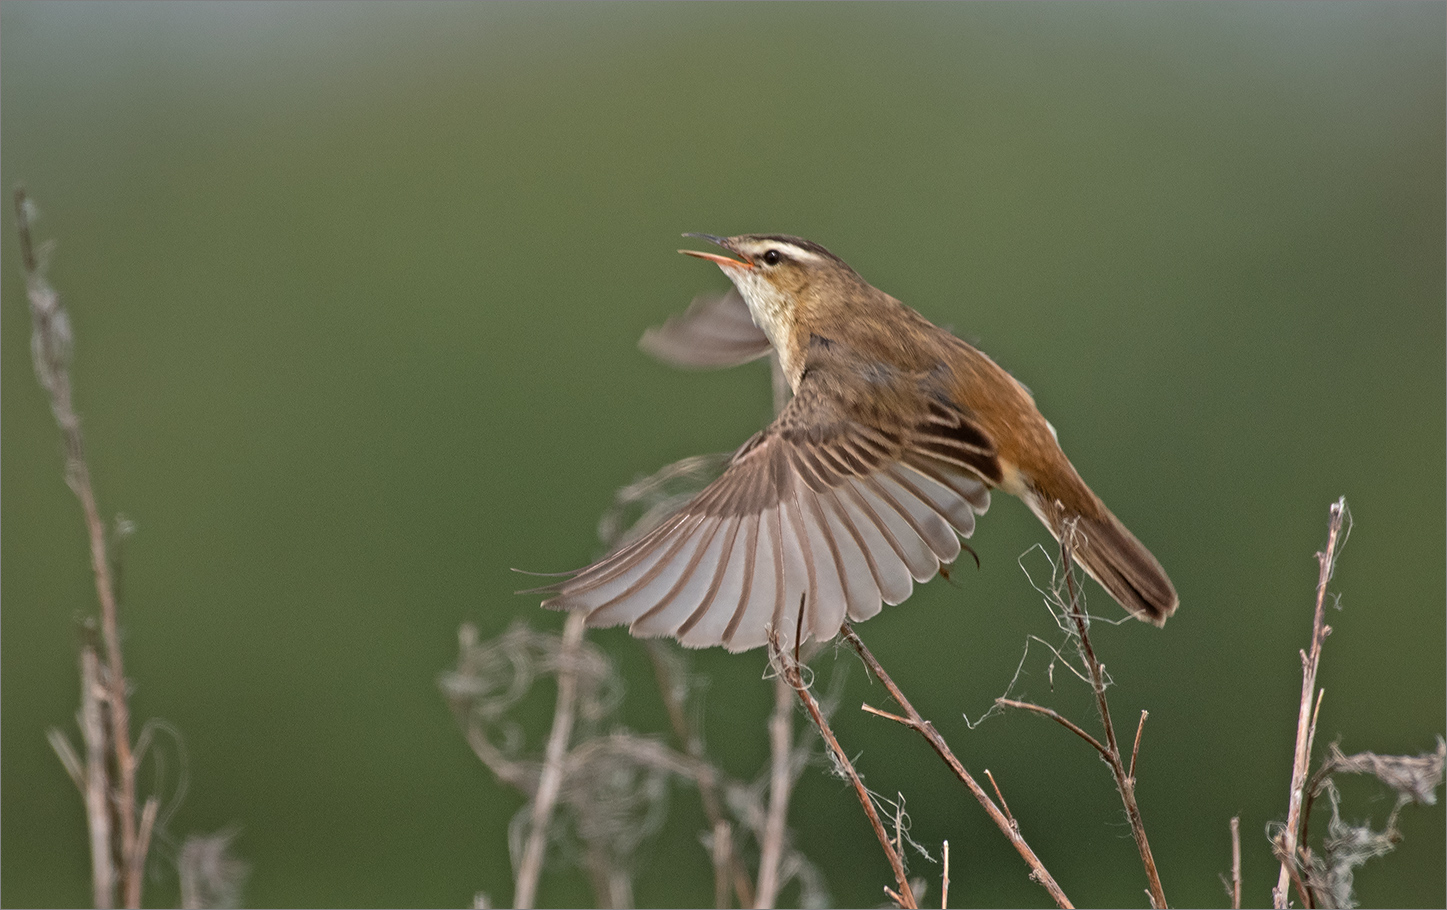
[
  {"x1": 1058, "y1": 551, "x2": 1167, "y2": 910},
  {"x1": 1230, "y1": 816, "x2": 1242, "y2": 910},
  {"x1": 1278, "y1": 851, "x2": 1313, "y2": 910},
  {"x1": 941, "y1": 840, "x2": 950, "y2": 910},
  {"x1": 998, "y1": 680, "x2": 1168, "y2": 901},
  {"x1": 15, "y1": 188, "x2": 145, "y2": 909},
  {"x1": 49, "y1": 642, "x2": 117, "y2": 907},
  {"x1": 133, "y1": 797, "x2": 160, "y2": 900},
  {"x1": 755, "y1": 673, "x2": 796, "y2": 909},
  {"x1": 995, "y1": 699, "x2": 1108, "y2": 760},
  {"x1": 1295, "y1": 691, "x2": 1326, "y2": 853},
  {"x1": 711, "y1": 821, "x2": 733, "y2": 910},
  {"x1": 840, "y1": 623, "x2": 1073, "y2": 910},
  {"x1": 513, "y1": 610, "x2": 586, "y2": 909},
  {"x1": 90, "y1": 467, "x2": 142, "y2": 908},
  {"x1": 81, "y1": 645, "x2": 116, "y2": 909},
  {"x1": 861, "y1": 703, "x2": 911, "y2": 726},
  {"x1": 770, "y1": 633, "x2": 918, "y2": 910},
  {"x1": 1273, "y1": 497, "x2": 1347, "y2": 910},
  {"x1": 983, "y1": 771, "x2": 1015, "y2": 828},
  {"x1": 1130, "y1": 711, "x2": 1148, "y2": 781},
  {"x1": 644, "y1": 645, "x2": 756, "y2": 908}
]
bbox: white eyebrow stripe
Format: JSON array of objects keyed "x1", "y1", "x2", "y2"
[{"x1": 749, "y1": 242, "x2": 824, "y2": 264}]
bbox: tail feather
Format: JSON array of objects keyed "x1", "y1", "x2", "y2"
[
  {"x1": 1072, "y1": 510, "x2": 1178, "y2": 625},
  {"x1": 1027, "y1": 494, "x2": 1178, "y2": 626}
]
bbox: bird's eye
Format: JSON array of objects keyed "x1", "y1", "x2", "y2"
[{"x1": 761, "y1": 249, "x2": 783, "y2": 266}]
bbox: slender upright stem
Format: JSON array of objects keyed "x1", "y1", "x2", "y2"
[
  {"x1": 1273, "y1": 498, "x2": 1348, "y2": 909},
  {"x1": 1229, "y1": 816, "x2": 1242, "y2": 910},
  {"x1": 940, "y1": 840, "x2": 950, "y2": 910},
  {"x1": 16, "y1": 188, "x2": 144, "y2": 908},
  {"x1": 711, "y1": 820, "x2": 734, "y2": 910},
  {"x1": 80, "y1": 645, "x2": 116, "y2": 909},
  {"x1": 84, "y1": 466, "x2": 141, "y2": 909}
]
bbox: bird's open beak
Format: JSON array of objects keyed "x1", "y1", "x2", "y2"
[{"x1": 679, "y1": 233, "x2": 752, "y2": 269}]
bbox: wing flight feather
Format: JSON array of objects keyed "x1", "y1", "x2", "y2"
[{"x1": 537, "y1": 361, "x2": 1000, "y2": 652}]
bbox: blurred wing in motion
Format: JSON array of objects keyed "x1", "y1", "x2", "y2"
[{"x1": 639, "y1": 289, "x2": 773, "y2": 370}]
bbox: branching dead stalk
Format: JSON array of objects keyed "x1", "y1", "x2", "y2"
[
  {"x1": 770, "y1": 630, "x2": 918, "y2": 909},
  {"x1": 840, "y1": 622, "x2": 1074, "y2": 910},
  {"x1": 17, "y1": 187, "x2": 149, "y2": 909},
  {"x1": 1060, "y1": 540, "x2": 1167, "y2": 909},
  {"x1": 993, "y1": 529, "x2": 1167, "y2": 908},
  {"x1": 1272, "y1": 497, "x2": 1348, "y2": 909}
]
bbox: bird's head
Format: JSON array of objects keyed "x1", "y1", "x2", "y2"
[{"x1": 680, "y1": 234, "x2": 858, "y2": 360}]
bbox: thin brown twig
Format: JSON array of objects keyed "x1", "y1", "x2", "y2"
[
  {"x1": 1273, "y1": 497, "x2": 1348, "y2": 909},
  {"x1": 1057, "y1": 539, "x2": 1168, "y2": 909},
  {"x1": 1279, "y1": 849, "x2": 1313, "y2": 910},
  {"x1": 134, "y1": 797, "x2": 160, "y2": 898},
  {"x1": 80, "y1": 644, "x2": 116, "y2": 909},
  {"x1": 941, "y1": 840, "x2": 950, "y2": 910},
  {"x1": 995, "y1": 698, "x2": 1110, "y2": 761},
  {"x1": 770, "y1": 630, "x2": 918, "y2": 909},
  {"x1": 862, "y1": 703, "x2": 912, "y2": 726},
  {"x1": 1130, "y1": 711, "x2": 1148, "y2": 781},
  {"x1": 983, "y1": 771, "x2": 1015, "y2": 829},
  {"x1": 1229, "y1": 816, "x2": 1242, "y2": 910},
  {"x1": 1293, "y1": 690, "x2": 1327, "y2": 859},
  {"x1": 16, "y1": 188, "x2": 146, "y2": 908},
  {"x1": 840, "y1": 622, "x2": 1074, "y2": 910},
  {"x1": 513, "y1": 610, "x2": 586, "y2": 909}
]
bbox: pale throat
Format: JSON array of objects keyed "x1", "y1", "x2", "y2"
[{"x1": 730, "y1": 272, "x2": 804, "y2": 387}]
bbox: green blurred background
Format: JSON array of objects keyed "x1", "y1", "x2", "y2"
[{"x1": 3, "y1": 2, "x2": 1443, "y2": 907}]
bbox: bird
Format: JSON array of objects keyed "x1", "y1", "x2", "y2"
[{"x1": 535, "y1": 234, "x2": 1177, "y2": 653}]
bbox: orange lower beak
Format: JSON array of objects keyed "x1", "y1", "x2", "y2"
[
  {"x1": 680, "y1": 249, "x2": 752, "y2": 269},
  {"x1": 680, "y1": 233, "x2": 752, "y2": 269}
]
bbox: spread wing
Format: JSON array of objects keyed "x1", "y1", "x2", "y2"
[
  {"x1": 638, "y1": 289, "x2": 773, "y2": 369},
  {"x1": 538, "y1": 354, "x2": 1003, "y2": 653}
]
